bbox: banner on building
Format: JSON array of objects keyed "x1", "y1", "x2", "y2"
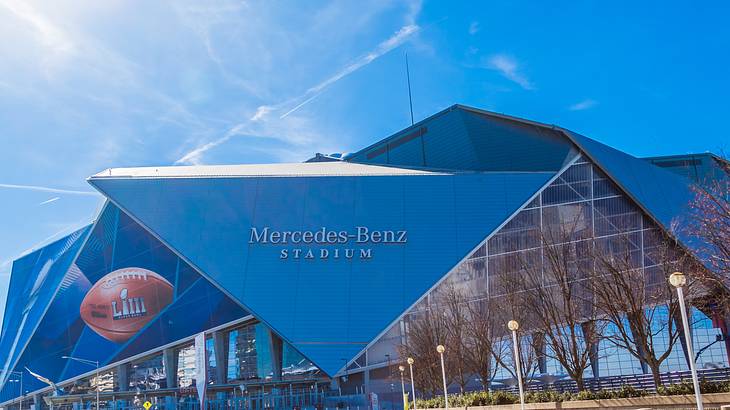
[{"x1": 195, "y1": 332, "x2": 207, "y2": 410}]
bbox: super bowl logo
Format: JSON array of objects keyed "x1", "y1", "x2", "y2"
[
  {"x1": 112, "y1": 288, "x2": 147, "y2": 320},
  {"x1": 80, "y1": 267, "x2": 173, "y2": 343}
]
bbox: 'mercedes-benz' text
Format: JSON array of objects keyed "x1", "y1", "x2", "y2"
[{"x1": 249, "y1": 227, "x2": 407, "y2": 260}]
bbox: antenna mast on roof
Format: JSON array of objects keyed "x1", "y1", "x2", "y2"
[{"x1": 405, "y1": 52, "x2": 414, "y2": 126}]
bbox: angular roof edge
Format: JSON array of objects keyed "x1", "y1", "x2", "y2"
[
  {"x1": 89, "y1": 161, "x2": 450, "y2": 180},
  {"x1": 443, "y1": 105, "x2": 698, "y2": 237},
  {"x1": 406, "y1": 105, "x2": 704, "y2": 264},
  {"x1": 345, "y1": 103, "x2": 564, "y2": 161}
]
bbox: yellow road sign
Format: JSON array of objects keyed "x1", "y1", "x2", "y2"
[{"x1": 143, "y1": 401, "x2": 152, "y2": 410}]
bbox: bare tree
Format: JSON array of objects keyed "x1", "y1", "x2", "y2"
[
  {"x1": 591, "y1": 230, "x2": 690, "y2": 388},
  {"x1": 464, "y1": 297, "x2": 503, "y2": 390},
  {"x1": 686, "y1": 157, "x2": 730, "y2": 288},
  {"x1": 491, "y1": 255, "x2": 540, "y2": 384},
  {"x1": 520, "y1": 220, "x2": 603, "y2": 391},
  {"x1": 442, "y1": 284, "x2": 471, "y2": 393},
  {"x1": 400, "y1": 306, "x2": 453, "y2": 396}
]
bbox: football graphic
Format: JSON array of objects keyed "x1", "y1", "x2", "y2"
[{"x1": 80, "y1": 267, "x2": 174, "y2": 343}]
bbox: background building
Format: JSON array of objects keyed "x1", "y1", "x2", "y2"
[{"x1": 1, "y1": 105, "x2": 728, "y2": 409}]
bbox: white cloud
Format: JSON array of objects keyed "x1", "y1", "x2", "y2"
[
  {"x1": 0, "y1": 0, "x2": 425, "y2": 202},
  {"x1": 568, "y1": 99, "x2": 598, "y2": 111},
  {"x1": 169, "y1": 1, "x2": 270, "y2": 99},
  {"x1": 38, "y1": 197, "x2": 60, "y2": 205},
  {"x1": 251, "y1": 105, "x2": 275, "y2": 122},
  {"x1": 469, "y1": 21, "x2": 480, "y2": 35},
  {"x1": 0, "y1": 183, "x2": 99, "y2": 196},
  {"x1": 486, "y1": 54, "x2": 534, "y2": 90},
  {"x1": 0, "y1": 1, "x2": 74, "y2": 55}
]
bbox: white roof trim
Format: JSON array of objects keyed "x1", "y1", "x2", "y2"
[{"x1": 90, "y1": 162, "x2": 450, "y2": 179}]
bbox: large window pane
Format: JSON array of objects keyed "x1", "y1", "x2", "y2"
[
  {"x1": 227, "y1": 325, "x2": 258, "y2": 381},
  {"x1": 176, "y1": 344, "x2": 195, "y2": 388},
  {"x1": 542, "y1": 203, "x2": 593, "y2": 242},
  {"x1": 542, "y1": 163, "x2": 592, "y2": 205},
  {"x1": 129, "y1": 354, "x2": 166, "y2": 390},
  {"x1": 488, "y1": 208, "x2": 540, "y2": 255},
  {"x1": 594, "y1": 196, "x2": 642, "y2": 235},
  {"x1": 282, "y1": 343, "x2": 321, "y2": 380}
]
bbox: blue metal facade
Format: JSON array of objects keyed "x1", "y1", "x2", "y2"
[
  {"x1": 644, "y1": 153, "x2": 730, "y2": 185},
  {"x1": 0, "y1": 104, "x2": 718, "y2": 407},
  {"x1": 346, "y1": 105, "x2": 576, "y2": 172},
  {"x1": 88, "y1": 172, "x2": 553, "y2": 376},
  {"x1": 0, "y1": 203, "x2": 249, "y2": 402},
  {"x1": 0, "y1": 227, "x2": 90, "y2": 389}
]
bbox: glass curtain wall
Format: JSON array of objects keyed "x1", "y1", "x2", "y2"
[{"x1": 365, "y1": 154, "x2": 728, "y2": 378}]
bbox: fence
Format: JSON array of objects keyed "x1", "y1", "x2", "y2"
[{"x1": 495, "y1": 367, "x2": 730, "y2": 394}]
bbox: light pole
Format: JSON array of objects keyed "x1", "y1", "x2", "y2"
[
  {"x1": 398, "y1": 365, "x2": 407, "y2": 410},
  {"x1": 9, "y1": 371, "x2": 23, "y2": 410},
  {"x1": 508, "y1": 320, "x2": 525, "y2": 410},
  {"x1": 407, "y1": 357, "x2": 417, "y2": 410},
  {"x1": 62, "y1": 356, "x2": 100, "y2": 410},
  {"x1": 669, "y1": 271, "x2": 703, "y2": 410},
  {"x1": 436, "y1": 345, "x2": 448, "y2": 410}
]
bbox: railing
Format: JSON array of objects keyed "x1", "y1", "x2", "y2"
[{"x1": 494, "y1": 367, "x2": 730, "y2": 394}]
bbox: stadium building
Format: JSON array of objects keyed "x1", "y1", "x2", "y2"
[{"x1": 1, "y1": 105, "x2": 729, "y2": 410}]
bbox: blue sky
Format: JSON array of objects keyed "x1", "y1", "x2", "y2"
[{"x1": 1, "y1": 1, "x2": 729, "y2": 324}]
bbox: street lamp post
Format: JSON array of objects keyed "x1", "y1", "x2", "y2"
[
  {"x1": 669, "y1": 271, "x2": 704, "y2": 410},
  {"x1": 436, "y1": 345, "x2": 448, "y2": 410},
  {"x1": 407, "y1": 357, "x2": 417, "y2": 410},
  {"x1": 62, "y1": 356, "x2": 100, "y2": 410},
  {"x1": 9, "y1": 371, "x2": 23, "y2": 410},
  {"x1": 398, "y1": 365, "x2": 407, "y2": 410},
  {"x1": 508, "y1": 320, "x2": 525, "y2": 410}
]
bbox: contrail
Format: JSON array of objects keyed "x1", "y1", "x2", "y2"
[
  {"x1": 0, "y1": 183, "x2": 99, "y2": 196},
  {"x1": 279, "y1": 92, "x2": 323, "y2": 119},
  {"x1": 175, "y1": 24, "x2": 419, "y2": 165},
  {"x1": 279, "y1": 24, "x2": 419, "y2": 119},
  {"x1": 174, "y1": 123, "x2": 245, "y2": 165},
  {"x1": 38, "y1": 197, "x2": 60, "y2": 205}
]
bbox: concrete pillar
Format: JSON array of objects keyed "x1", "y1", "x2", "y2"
[
  {"x1": 163, "y1": 348, "x2": 178, "y2": 389},
  {"x1": 330, "y1": 378, "x2": 341, "y2": 395},
  {"x1": 673, "y1": 307, "x2": 694, "y2": 368},
  {"x1": 213, "y1": 330, "x2": 229, "y2": 384},
  {"x1": 32, "y1": 393, "x2": 42, "y2": 410},
  {"x1": 364, "y1": 368, "x2": 371, "y2": 394},
  {"x1": 268, "y1": 330, "x2": 283, "y2": 380},
  {"x1": 116, "y1": 364, "x2": 128, "y2": 392}
]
